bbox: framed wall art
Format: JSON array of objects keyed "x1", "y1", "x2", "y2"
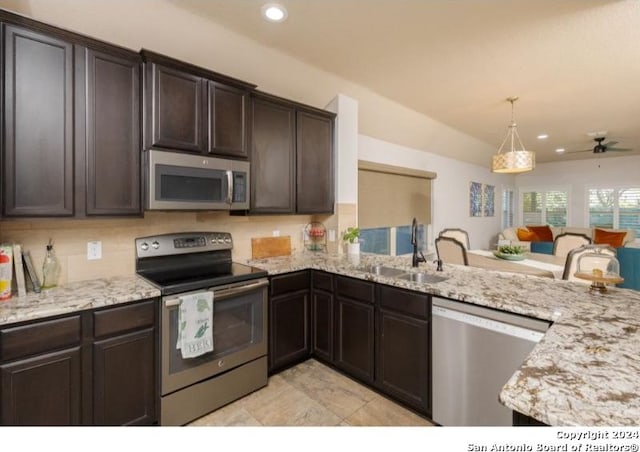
[
  {"x1": 483, "y1": 184, "x2": 495, "y2": 217},
  {"x1": 469, "y1": 181, "x2": 482, "y2": 217}
]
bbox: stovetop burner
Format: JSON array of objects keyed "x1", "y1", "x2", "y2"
[{"x1": 135, "y1": 232, "x2": 268, "y2": 295}]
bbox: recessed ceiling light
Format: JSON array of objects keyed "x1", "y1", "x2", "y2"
[
  {"x1": 261, "y1": 3, "x2": 288, "y2": 22},
  {"x1": 537, "y1": 134, "x2": 549, "y2": 140},
  {"x1": 555, "y1": 148, "x2": 565, "y2": 153}
]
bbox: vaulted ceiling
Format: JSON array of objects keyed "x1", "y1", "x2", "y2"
[{"x1": 171, "y1": 0, "x2": 640, "y2": 164}]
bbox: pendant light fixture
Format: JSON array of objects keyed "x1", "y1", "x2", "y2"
[{"x1": 491, "y1": 96, "x2": 535, "y2": 173}]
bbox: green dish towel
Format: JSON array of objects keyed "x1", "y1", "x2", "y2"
[{"x1": 176, "y1": 291, "x2": 214, "y2": 358}]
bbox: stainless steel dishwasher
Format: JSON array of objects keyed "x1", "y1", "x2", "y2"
[{"x1": 432, "y1": 296, "x2": 549, "y2": 426}]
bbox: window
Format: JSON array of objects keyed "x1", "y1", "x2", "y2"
[
  {"x1": 502, "y1": 188, "x2": 515, "y2": 229},
  {"x1": 358, "y1": 161, "x2": 434, "y2": 256},
  {"x1": 587, "y1": 187, "x2": 640, "y2": 235},
  {"x1": 520, "y1": 189, "x2": 568, "y2": 226}
]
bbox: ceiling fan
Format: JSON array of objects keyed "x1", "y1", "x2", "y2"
[{"x1": 567, "y1": 136, "x2": 633, "y2": 154}]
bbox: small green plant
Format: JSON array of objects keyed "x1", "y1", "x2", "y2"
[
  {"x1": 342, "y1": 227, "x2": 360, "y2": 244},
  {"x1": 498, "y1": 244, "x2": 525, "y2": 255}
]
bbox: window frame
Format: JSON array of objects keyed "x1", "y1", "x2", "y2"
[
  {"x1": 518, "y1": 185, "x2": 571, "y2": 227},
  {"x1": 501, "y1": 186, "x2": 515, "y2": 229},
  {"x1": 585, "y1": 185, "x2": 640, "y2": 234}
]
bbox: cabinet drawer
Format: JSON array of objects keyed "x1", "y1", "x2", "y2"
[
  {"x1": 93, "y1": 300, "x2": 156, "y2": 338},
  {"x1": 378, "y1": 285, "x2": 430, "y2": 319},
  {"x1": 335, "y1": 276, "x2": 374, "y2": 304},
  {"x1": 312, "y1": 271, "x2": 333, "y2": 292},
  {"x1": 0, "y1": 315, "x2": 81, "y2": 361},
  {"x1": 270, "y1": 271, "x2": 309, "y2": 297}
]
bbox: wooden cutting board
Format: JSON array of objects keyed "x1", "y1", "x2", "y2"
[{"x1": 251, "y1": 236, "x2": 292, "y2": 259}]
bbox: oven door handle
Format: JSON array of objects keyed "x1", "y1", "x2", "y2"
[{"x1": 164, "y1": 279, "x2": 269, "y2": 307}]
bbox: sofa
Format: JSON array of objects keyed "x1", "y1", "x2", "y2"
[{"x1": 499, "y1": 226, "x2": 637, "y2": 251}]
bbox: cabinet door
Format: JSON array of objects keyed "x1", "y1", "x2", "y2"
[
  {"x1": 311, "y1": 290, "x2": 333, "y2": 363},
  {"x1": 269, "y1": 290, "x2": 310, "y2": 373},
  {"x1": 296, "y1": 110, "x2": 334, "y2": 214},
  {"x1": 376, "y1": 308, "x2": 430, "y2": 414},
  {"x1": 209, "y1": 81, "x2": 248, "y2": 158},
  {"x1": 2, "y1": 25, "x2": 74, "y2": 217},
  {"x1": 149, "y1": 63, "x2": 206, "y2": 152},
  {"x1": 93, "y1": 328, "x2": 156, "y2": 425},
  {"x1": 0, "y1": 347, "x2": 82, "y2": 425},
  {"x1": 335, "y1": 297, "x2": 374, "y2": 384},
  {"x1": 250, "y1": 97, "x2": 295, "y2": 214},
  {"x1": 84, "y1": 48, "x2": 141, "y2": 216}
]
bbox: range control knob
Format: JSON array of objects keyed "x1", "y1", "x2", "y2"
[
  {"x1": 151, "y1": 241, "x2": 160, "y2": 249},
  {"x1": 140, "y1": 242, "x2": 149, "y2": 251},
  {"x1": 224, "y1": 237, "x2": 232, "y2": 244}
]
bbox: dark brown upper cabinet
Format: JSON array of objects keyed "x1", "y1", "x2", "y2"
[
  {"x1": 250, "y1": 96, "x2": 296, "y2": 213},
  {"x1": 208, "y1": 81, "x2": 249, "y2": 158},
  {"x1": 142, "y1": 51, "x2": 254, "y2": 158},
  {"x1": 147, "y1": 63, "x2": 207, "y2": 153},
  {"x1": 250, "y1": 92, "x2": 335, "y2": 215},
  {"x1": 82, "y1": 47, "x2": 142, "y2": 216},
  {"x1": 2, "y1": 24, "x2": 74, "y2": 217},
  {"x1": 1, "y1": 11, "x2": 143, "y2": 218},
  {"x1": 296, "y1": 110, "x2": 334, "y2": 214}
]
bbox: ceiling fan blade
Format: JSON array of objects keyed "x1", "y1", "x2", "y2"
[
  {"x1": 606, "y1": 147, "x2": 633, "y2": 152},
  {"x1": 566, "y1": 149, "x2": 592, "y2": 154},
  {"x1": 603, "y1": 140, "x2": 619, "y2": 147}
]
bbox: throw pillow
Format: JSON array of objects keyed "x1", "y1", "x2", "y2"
[
  {"x1": 594, "y1": 228, "x2": 627, "y2": 248},
  {"x1": 517, "y1": 228, "x2": 539, "y2": 242},
  {"x1": 527, "y1": 225, "x2": 554, "y2": 242}
]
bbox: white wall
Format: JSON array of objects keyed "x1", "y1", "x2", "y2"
[
  {"x1": 515, "y1": 155, "x2": 640, "y2": 227},
  {"x1": 358, "y1": 135, "x2": 515, "y2": 250}
]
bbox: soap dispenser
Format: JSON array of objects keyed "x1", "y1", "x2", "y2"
[{"x1": 42, "y1": 239, "x2": 60, "y2": 289}]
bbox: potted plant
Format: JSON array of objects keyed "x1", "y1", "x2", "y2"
[{"x1": 343, "y1": 227, "x2": 360, "y2": 255}]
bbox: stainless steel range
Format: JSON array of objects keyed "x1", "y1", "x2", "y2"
[{"x1": 135, "y1": 232, "x2": 269, "y2": 426}]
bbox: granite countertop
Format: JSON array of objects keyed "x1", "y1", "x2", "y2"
[
  {"x1": 0, "y1": 275, "x2": 161, "y2": 326},
  {"x1": 247, "y1": 251, "x2": 640, "y2": 426}
]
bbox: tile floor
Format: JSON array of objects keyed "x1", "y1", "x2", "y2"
[{"x1": 189, "y1": 359, "x2": 433, "y2": 427}]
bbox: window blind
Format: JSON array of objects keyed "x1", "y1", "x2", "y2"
[
  {"x1": 502, "y1": 189, "x2": 515, "y2": 229},
  {"x1": 521, "y1": 189, "x2": 568, "y2": 226},
  {"x1": 588, "y1": 187, "x2": 640, "y2": 235},
  {"x1": 358, "y1": 161, "x2": 435, "y2": 228}
]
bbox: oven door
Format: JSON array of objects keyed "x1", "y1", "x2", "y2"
[
  {"x1": 161, "y1": 278, "x2": 268, "y2": 395},
  {"x1": 147, "y1": 149, "x2": 232, "y2": 210}
]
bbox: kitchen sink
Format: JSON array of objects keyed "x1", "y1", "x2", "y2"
[
  {"x1": 357, "y1": 264, "x2": 407, "y2": 278},
  {"x1": 397, "y1": 272, "x2": 448, "y2": 284}
]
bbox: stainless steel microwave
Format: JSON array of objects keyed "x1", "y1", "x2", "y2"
[{"x1": 146, "y1": 149, "x2": 250, "y2": 210}]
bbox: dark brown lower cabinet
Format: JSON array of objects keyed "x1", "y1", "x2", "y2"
[
  {"x1": 311, "y1": 290, "x2": 333, "y2": 362},
  {"x1": 512, "y1": 411, "x2": 547, "y2": 426},
  {"x1": 0, "y1": 347, "x2": 82, "y2": 425},
  {"x1": 93, "y1": 328, "x2": 155, "y2": 425},
  {"x1": 335, "y1": 296, "x2": 375, "y2": 384},
  {"x1": 0, "y1": 299, "x2": 158, "y2": 426},
  {"x1": 376, "y1": 308, "x2": 430, "y2": 414},
  {"x1": 269, "y1": 292, "x2": 310, "y2": 373},
  {"x1": 269, "y1": 271, "x2": 310, "y2": 374}
]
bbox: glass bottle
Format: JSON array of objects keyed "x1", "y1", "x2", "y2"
[{"x1": 42, "y1": 241, "x2": 60, "y2": 289}]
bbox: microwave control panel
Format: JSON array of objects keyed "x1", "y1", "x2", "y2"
[{"x1": 233, "y1": 172, "x2": 247, "y2": 203}]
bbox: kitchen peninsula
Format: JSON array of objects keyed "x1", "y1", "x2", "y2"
[{"x1": 248, "y1": 251, "x2": 640, "y2": 426}]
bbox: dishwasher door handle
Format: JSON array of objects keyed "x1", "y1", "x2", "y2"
[{"x1": 432, "y1": 306, "x2": 545, "y2": 343}]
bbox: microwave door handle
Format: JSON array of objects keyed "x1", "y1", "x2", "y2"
[{"x1": 226, "y1": 170, "x2": 233, "y2": 205}]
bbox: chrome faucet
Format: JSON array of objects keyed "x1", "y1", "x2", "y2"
[{"x1": 411, "y1": 217, "x2": 427, "y2": 268}]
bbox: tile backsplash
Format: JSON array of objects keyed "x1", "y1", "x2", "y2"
[{"x1": 0, "y1": 208, "x2": 354, "y2": 285}]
